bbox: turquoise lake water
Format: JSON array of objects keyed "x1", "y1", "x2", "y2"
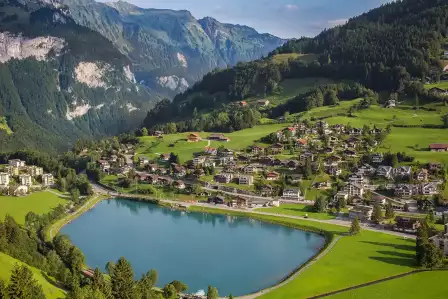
[{"x1": 61, "y1": 199, "x2": 325, "y2": 296}]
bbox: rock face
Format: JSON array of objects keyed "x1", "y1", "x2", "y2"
[
  {"x1": 74, "y1": 62, "x2": 110, "y2": 88},
  {"x1": 157, "y1": 76, "x2": 189, "y2": 92},
  {"x1": 60, "y1": 0, "x2": 285, "y2": 95},
  {"x1": 0, "y1": 32, "x2": 65, "y2": 63}
]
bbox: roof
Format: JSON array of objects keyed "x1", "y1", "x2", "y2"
[
  {"x1": 297, "y1": 138, "x2": 307, "y2": 145},
  {"x1": 271, "y1": 143, "x2": 284, "y2": 148},
  {"x1": 267, "y1": 171, "x2": 280, "y2": 177},
  {"x1": 429, "y1": 144, "x2": 448, "y2": 149},
  {"x1": 350, "y1": 205, "x2": 373, "y2": 213},
  {"x1": 284, "y1": 188, "x2": 300, "y2": 193}
]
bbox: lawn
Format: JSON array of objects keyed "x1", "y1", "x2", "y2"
[
  {"x1": 0, "y1": 252, "x2": 65, "y2": 299},
  {"x1": 424, "y1": 81, "x2": 448, "y2": 90},
  {"x1": 328, "y1": 270, "x2": 448, "y2": 299},
  {"x1": 0, "y1": 191, "x2": 67, "y2": 225},
  {"x1": 256, "y1": 204, "x2": 336, "y2": 220},
  {"x1": 189, "y1": 206, "x2": 417, "y2": 299},
  {"x1": 137, "y1": 124, "x2": 289, "y2": 162},
  {"x1": 271, "y1": 53, "x2": 320, "y2": 64}
]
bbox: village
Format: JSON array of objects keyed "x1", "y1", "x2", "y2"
[
  {"x1": 0, "y1": 159, "x2": 55, "y2": 195},
  {"x1": 93, "y1": 120, "x2": 448, "y2": 240}
]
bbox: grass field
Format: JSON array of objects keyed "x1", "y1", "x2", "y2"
[
  {"x1": 0, "y1": 252, "x2": 65, "y2": 299},
  {"x1": 271, "y1": 53, "x2": 320, "y2": 64},
  {"x1": 256, "y1": 204, "x2": 336, "y2": 220},
  {"x1": 328, "y1": 270, "x2": 448, "y2": 299},
  {"x1": 137, "y1": 124, "x2": 289, "y2": 162},
  {"x1": 189, "y1": 206, "x2": 417, "y2": 299},
  {"x1": 0, "y1": 191, "x2": 67, "y2": 225},
  {"x1": 424, "y1": 81, "x2": 448, "y2": 90}
]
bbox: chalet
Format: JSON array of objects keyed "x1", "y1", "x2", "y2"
[
  {"x1": 394, "y1": 166, "x2": 412, "y2": 177},
  {"x1": 209, "y1": 133, "x2": 230, "y2": 142},
  {"x1": 19, "y1": 174, "x2": 32, "y2": 186},
  {"x1": 345, "y1": 183, "x2": 364, "y2": 197},
  {"x1": 135, "y1": 173, "x2": 149, "y2": 182},
  {"x1": 174, "y1": 180, "x2": 186, "y2": 190},
  {"x1": 316, "y1": 121, "x2": 329, "y2": 129},
  {"x1": 371, "y1": 153, "x2": 384, "y2": 163},
  {"x1": 244, "y1": 164, "x2": 261, "y2": 174},
  {"x1": 219, "y1": 156, "x2": 234, "y2": 166},
  {"x1": 332, "y1": 124, "x2": 345, "y2": 133},
  {"x1": 421, "y1": 183, "x2": 438, "y2": 196},
  {"x1": 239, "y1": 175, "x2": 254, "y2": 185},
  {"x1": 377, "y1": 166, "x2": 393, "y2": 179},
  {"x1": 231, "y1": 196, "x2": 249, "y2": 208},
  {"x1": 0, "y1": 172, "x2": 10, "y2": 186},
  {"x1": 6, "y1": 166, "x2": 19, "y2": 176},
  {"x1": 316, "y1": 181, "x2": 332, "y2": 190},
  {"x1": 153, "y1": 130, "x2": 164, "y2": 137},
  {"x1": 266, "y1": 171, "x2": 280, "y2": 181},
  {"x1": 172, "y1": 164, "x2": 186, "y2": 178},
  {"x1": 429, "y1": 87, "x2": 448, "y2": 97},
  {"x1": 350, "y1": 128, "x2": 363, "y2": 136},
  {"x1": 429, "y1": 144, "x2": 448, "y2": 152},
  {"x1": 349, "y1": 205, "x2": 373, "y2": 221},
  {"x1": 147, "y1": 164, "x2": 159, "y2": 173},
  {"x1": 41, "y1": 174, "x2": 54, "y2": 187},
  {"x1": 98, "y1": 160, "x2": 111, "y2": 172},
  {"x1": 8, "y1": 159, "x2": 25, "y2": 168},
  {"x1": 238, "y1": 101, "x2": 248, "y2": 107},
  {"x1": 257, "y1": 99, "x2": 270, "y2": 107},
  {"x1": 270, "y1": 200, "x2": 280, "y2": 207},
  {"x1": 343, "y1": 149, "x2": 357, "y2": 157},
  {"x1": 187, "y1": 133, "x2": 201, "y2": 143},
  {"x1": 326, "y1": 155, "x2": 342, "y2": 164},
  {"x1": 429, "y1": 225, "x2": 448, "y2": 256},
  {"x1": 323, "y1": 147, "x2": 334, "y2": 154},
  {"x1": 214, "y1": 173, "x2": 233, "y2": 184},
  {"x1": 159, "y1": 177, "x2": 173, "y2": 186},
  {"x1": 204, "y1": 147, "x2": 218, "y2": 156},
  {"x1": 334, "y1": 191, "x2": 349, "y2": 201},
  {"x1": 296, "y1": 139, "x2": 308, "y2": 148},
  {"x1": 385, "y1": 99, "x2": 396, "y2": 108},
  {"x1": 259, "y1": 156, "x2": 274, "y2": 166},
  {"x1": 299, "y1": 152, "x2": 314, "y2": 161},
  {"x1": 416, "y1": 169, "x2": 428, "y2": 181},
  {"x1": 286, "y1": 160, "x2": 300, "y2": 170},
  {"x1": 329, "y1": 136, "x2": 339, "y2": 145},
  {"x1": 208, "y1": 195, "x2": 226, "y2": 205},
  {"x1": 282, "y1": 188, "x2": 301, "y2": 200},
  {"x1": 270, "y1": 143, "x2": 284, "y2": 154},
  {"x1": 147, "y1": 174, "x2": 159, "y2": 184},
  {"x1": 289, "y1": 174, "x2": 303, "y2": 183},
  {"x1": 357, "y1": 164, "x2": 376, "y2": 176},
  {"x1": 160, "y1": 153, "x2": 170, "y2": 161},
  {"x1": 261, "y1": 185, "x2": 275, "y2": 196},
  {"x1": 394, "y1": 184, "x2": 414, "y2": 198},
  {"x1": 428, "y1": 162, "x2": 442, "y2": 172},
  {"x1": 27, "y1": 166, "x2": 43, "y2": 177},
  {"x1": 110, "y1": 155, "x2": 118, "y2": 162},
  {"x1": 251, "y1": 145, "x2": 264, "y2": 155},
  {"x1": 138, "y1": 156, "x2": 150, "y2": 166},
  {"x1": 395, "y1": 216, "x2": 421, "y2": 232},
  {"x1": 349, "y1": 174, "x2": 366, "y2": 186},
  {"x1": 370, "y1": 128, "x2": 383, "y2": 135},
  {"x1": 325, "y1": 165, "x2": 341, "y2": 176}
]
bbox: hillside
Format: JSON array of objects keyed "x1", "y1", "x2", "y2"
[
  {"x1": 0, "y1": 0, "x2": 155, "y2": 152},
  {"x1": 60, "y1": 0, "x2": 285, "y2": 96},
  {"x1": 141, "y1": 0, "x2": 448, "y2": 134}
]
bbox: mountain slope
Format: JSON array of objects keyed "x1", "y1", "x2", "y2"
[
  {"x1": 60, "y1": 0, "x2": 285, "y2": 95},
  {"x1": 0, "y1": 0, "x2": 154, "y2": 152},
  {"x1": 142, "y1": 0, "x2": 448, "y2": 132}
]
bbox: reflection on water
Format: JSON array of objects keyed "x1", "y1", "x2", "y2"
[{"x1": 62, "y1": 198, "x2": 325, "y2": 296}]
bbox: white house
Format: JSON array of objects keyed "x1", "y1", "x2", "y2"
[
  {"x1": 239, "y1": 175, "x2": 254, "y2": 185},
  {"x1": 42, "y1": 174, "x2": 55, "y2": 187},
  {"x1": 19, "y1": 174, "x2": 32, "y2": 186},
  {"x1": 0, "y1": 172, "x2": 10, "y2": 186},
  {"x1": 28, "y1": 166, "x2": 43, "y2": 177},
  {"x1": 377, "y1": 166, "x2": 393, "y2": 179},
  {"x1": 282, "y1": 188, "x2": 301, "y2": 200},
  {"x1": 349, "y1": 174, "x2": 366, "y2": 186},
  {"x1": 394, "y1": 166, "x2": 412, "y2": 177},
  {"x1": 349, "y1": 205, "x2": 373, "y2": 221},
  {"x1": 421, "y1": 183, "x2": 438, "y2": 196},
  {"x1": 8, "y1": 159, "x2": 25, "y2": 168},
  {"x1": 345, "y1": 183, "x2": 364, "y2": 197}
]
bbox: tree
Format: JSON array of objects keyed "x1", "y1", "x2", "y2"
[
  {"x1": 414, "y1": 94, "x2": 419, "y2": 108},
  {"x1": 163, "y1": 284, "x2": 177, "y2": 299},
  {"x1": 105, "y1": 261, "x2": 115, "y2": 276},
  {"x1": 229, "y1": 293, "x2": 234, "y2": 299},
  {"x1": 385, "y1": 201, "x2": 395, "y2": 219},
  {"x1": 336, "y1": 196, "x2": 346, "y2": 212},
  {"x1": 140, "y1": 127, "x2": 148, "y2": 137},
  {"x1": 416, "y1": 224, "x2": 444, "y2": 268},
  {"x1": 313, "y1": 196, "x2": 327, "y2": 213},
  {"x1": 0, "y1": 280, "x2": 6, "y2": 299},
  {"x1": 70, "y1": 188, "x2": 81, "y2": 204},
  {"x1": 7, "y1": 264, "x2": 45, "y2": 299},
  {"x1": 111, "y1": 257, "x2": 135, "y2": 299},
  {"x1": 372, "y1": 202, "x2": 383, "y2": 224},
  {"x1": 170, "y1": 280, "x2": 188, "y2": 293},
  {"x1": 349, "y1": 217, "x2": 361, "y2": 235},
  {"x1": 207, "y1": 286, "x2": 219, "y2": 299}
]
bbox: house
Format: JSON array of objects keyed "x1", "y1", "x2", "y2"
[
  {"x1": 282, "y1": 188, "x2": 301, "y2": 200},
  {"x1": 395, "y1": 216, "x2": 421, "y2": 232},
  {"x1": 349, "y1": 174, "x2": 366, "y2": 186},
  {"x1": 244, "y1": 164, "x2": 261, "y2": 174},
  {"x1": 349, "y1": 205, "x2": 373, "y2": 221},
  {"x1": 231, "y1": 196, "x2": 249, "y2": 208},
  {"x1": 8, "y1": 159, "x2": 25, "y2": 168},
  {"x1": 334, "y1": 191, "x2": 349, "y2": 201},
  {"x1": 238, "y1": 101, "x2": 248, "y2": 107},
  {"x1": 430, "y1": 225, "x2": 448, "y2": 256},
  {"x1": 147, "y1": 164, "x2": 159, "y2": 173},
  {"x1": 174, "y1": 180, "x2": 186, "y2": 190},
  {"x1": 219, "y1": 156, "x2": 234, "y2": 166},
  {"x1": 289, "y1": 174, "x2": 303, "y2": 183},
  {"x1": 0, "y1": 172, "x2": 10, "y2": 186},
  {"x1": 385, "y1": 99, "x2": 396, "y2": 108},
  {"x1": 193, "y1": 156, "x2": 206, "y2": 166},
  {"x1": 377, "y1": 166, "x2": 393, "y2": 179},
  {"x1": 299, "y1": 152, "x2": 314, "y2": 161},
  {"x1": 13, "y1": 185, "x2": 28, "y2": 196},
  {"x1": 209, "y1": 133, "x2": 230, "y2": 142},
  {"x1": 270, "y1": 200, "x2": 280, "y2": 207},
  {"x1": 343, "y1": 149, "x2": 357, "y2": 157},
  {"x1": 251, "y1": 146, "x2": 264, "y2": 155},
  {"x1": 429, "y1": 144, "x2": 448, "y2": 152},
  {"x1": 98, "y1": 160, "x2": 111, "y2": 172},
  {"x1": 394, "y1": 166, "x2": 412, "y2": 177},
  {"x1": 316, "y1": 120, "x2": 329, "y2": 129},
  {"x1": 266, "y1": 171, "x2": 280, "y2": 181},
  {"x1": 286, "y1": 160, "x2": 300, "y2": 170},
  {"x1": 257, "y1": 100, "x2": 270, "y2": 107},
  {"x1": 316, "y1": 181, "x2": 332, "y2": 189},
  {"x1": 270, "y1": 143, "x2": 284, "y2": 154},
  {"x1": 187, "y1": 133, "x2": 201, "y2": 143},
  {"x1": 261, "y1": 185, "x2": 275, "y2": 196},
  {"x1": 214, "y1": 173, "x2": 233, "y2": 184},
  {"x1": 296, "y1": 139, "x2": 308, "y2": 148},
  {"x1": 41, "y1": 174, "x2": 54, "y2": 187},
  {"x1": 350, "y1": 128, "x2": 363, "y2": 136},
  {"x1": 329, "y1": 136, "x2": 339, "y2": 145},
  {"x1": 428, "y1": 162, "x2": 442, "y2": 172},
  {"x1": 172, "y1": 164, "x2": 187, "y2": 178},
  {"x1": 325, "y1": 165, "x2": 342, "y2": 176},
  {"x1": 153, "y1": 130, "x2": 164, "y2": 137},
  {"x1": 371, "y1": 153, "x2": 384, "y2": 163},
  {"x1": 326, "y1": 155, "x2": 342, "y2": 164},
  {"x1": 394, "y1": 184, "x2": 414, "y2": 198},
  {"x1": 323, "y1": 147, "x2": 334, "y2": 154},
  {"x1": 6, "y1": 166, "x2": 19, "y2": 176},
  {"x1": 345, "y1": 183, "x2": 364, "y2": 197},
  {"x1": 370, "y1": 128, "x2": 382, "y2": 135},
  {"x1": 27, "y1": 166, "x2": 43, "y2": 177},
  {"x1": 138, "y1": 156, "x2": 150, "y2": 167},
  {"x1": 135, "y1": 173, "x2": 150, "y2": 182},
  {"x1": 147, "y1": 174, "x2": 159, "y2": 185},
  {"x1": 160, "y1": 153, "x2": 170, "y2": 161},
  {"x1": 159, "y1": 177, "x2": 174, "y2": 186},
  {"x1": 421, "y1": 183, "x2": 438, "y2": 196},
  {"x1": 332, "y1": 124, "x2": 345, "y2": 133},
  {"x1": 19, "y1": 174, "x2": 32, "y2": 186},
  {"x1": 239, "y1": 175, "x2": 254, "y2": 185},
  {"x1": 416, "y1": 169, "x2": 428, "y2": 181},
  {"x1": 204, "y1": 147, "x2": 218, "y2": 156},
  {"x1": 357, "y1": 164, "x2": 376, "y2": 176},
  {"x1": 428, "y1": 87, "x2": 448, "y2": 97},
  {"x1": 208, "y1": 195, "x2": 226, "y2": 205}
]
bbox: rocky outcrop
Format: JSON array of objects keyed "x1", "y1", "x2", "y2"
[
  {"x1": 157, "y1": 75, "x2": 189, "y2": 92},
  {"x1": 74, "y1": 62, "x2": 110, "y2": 88}
]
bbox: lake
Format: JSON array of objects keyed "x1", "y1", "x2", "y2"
[{"x1": 61, "y1": 199, "x2": 325, "y2": 296}]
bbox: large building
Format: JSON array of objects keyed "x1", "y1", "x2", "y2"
[
  {"x1": 8, "y1": 159, "x2": 25, "y2": 168},
  {"x1": 42, "y1": 173, "x2": 55, "y2": 187},
  {"x1": 19, "y1": 174, "x2": 32, "y2": 186},
  {"x1": 0, "y1": 172, "x2": 10, "y2": 186},
  {"x1": 28, "y1": 166, "x2": 43, "y2": 177},
  {"x1": 282, "y1": 188, "x2": 301, "y2": 200},
  {"x1": 349, "y1": 205, "x2": 373, "y2": 221}
]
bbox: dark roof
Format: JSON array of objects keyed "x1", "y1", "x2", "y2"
[{"x1": 429, "y1": 144, "x2": 448, "y2": 149}]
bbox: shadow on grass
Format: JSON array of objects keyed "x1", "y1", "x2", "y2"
[
  {"x1": 361, "y1": 240, "x2": 415, "y2": 252},
  {"x1": 369, "y1": 256, "x2": 416, "y2": 267},
  {"x1": 376, "y1": 250, "x2": 415, "y2": 259}
]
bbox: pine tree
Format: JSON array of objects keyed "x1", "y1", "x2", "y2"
[
  {"x1": 372, "y1": 202, "x2": 383, "y2": 224},
  {"x1": 7, "y1": 265, "x2": 45, "y2": 299},
  {"x1": 111, "y1": 257, "x2": 135, "y2": 299},
  {"x1": 207, "y1": 285, "x2": 219, "y2": 299},
  {"x1": 349, "y1": 217, "x2": 361, "y2": 235},
  {"x1": 416, "y1": 224, "x2": 429, "y2": 266},
  {"x1": 229, "y1": 293, "x2": 234, "y2": 299},
  {"x1": 385, "y1": 201, "x2": 395, "y2": 219},
  {"x1": 0, "y1": 280, "x2": 6, "y2": 299},
  {"x1": 163, "y1": 284, "x2": 177, "y2": 299},
  {"x1": 313, "y1": 196, "x2": 327, "y2": 213}
]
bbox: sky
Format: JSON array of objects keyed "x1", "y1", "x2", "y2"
[{"x1": 106, "y1": 0, "x2": 394, "y2": 38}]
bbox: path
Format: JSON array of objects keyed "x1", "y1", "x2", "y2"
[{"x1": 236, "y1": 236, "x2": 343, "y2": 299}]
